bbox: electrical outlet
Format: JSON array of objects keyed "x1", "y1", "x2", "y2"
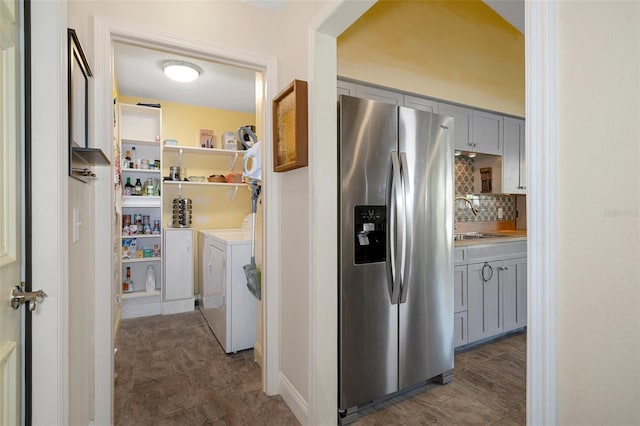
[{"x1": 497, "y1": 207, "x2": 503, "y2": 219}]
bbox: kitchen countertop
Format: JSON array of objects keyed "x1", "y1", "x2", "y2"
[{"x1": 454, "y1": 230, "x2": 527, "y2": 247}]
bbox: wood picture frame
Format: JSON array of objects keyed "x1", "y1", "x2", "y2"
[
  {"x1": 68, "y1": 29, "x2": 92, "y2": 149},
  {"x1": 272, "y1": 79, "x2": 308, "y2": 172}
]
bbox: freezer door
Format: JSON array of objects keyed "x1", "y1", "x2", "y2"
[
  {"x1": 339, "y1": 95, "x2": 399, "y2": 410},
  {"x1": 397, "y1": 107, "x2": 455, "y2": 389}
]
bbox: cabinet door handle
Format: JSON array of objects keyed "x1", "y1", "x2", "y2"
[
  {"x1": 498, "y1": 266, "x2": 510, "y2": 271},
  {"x1": 481, "y1": 263, "x2": 493, "y2": 282},
  {"x1": 518, "y1": 185, "x2": 526, "y2": 190},
  {"x1": 208, "y1": 262, "x2": 212, "y2": 278}
]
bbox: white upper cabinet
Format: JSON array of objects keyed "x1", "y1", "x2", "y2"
[
  {"x1": 354, "y1": 84, "x2": 404, "y2": 105},
  {"x1": 403, "y1": 95, "x2": 439, "y2": 114},
  {"x1": 502, "y1": 117, "x2": 526, "y2": 194},
  {"x1": 337, "y1": 80, "x2": 356, "y2": 97},
  {"x1": 471, "y1": 110, "x2": 503, "y2": 155},
  {"x1": 438, "y1": 103, "x2": 472, "y2": 150},
  {"x1": 439, "y1": 103, "x2": 503, "y2": 155}
]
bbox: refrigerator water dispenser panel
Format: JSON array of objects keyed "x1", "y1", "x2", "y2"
[{"x1": 354, "y1": 205, "x2": 386, "y2": 264}]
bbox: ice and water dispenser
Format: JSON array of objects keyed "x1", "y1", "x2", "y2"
[{"x1": 354, "y1": 205, "x2": 386, "y2": 264}]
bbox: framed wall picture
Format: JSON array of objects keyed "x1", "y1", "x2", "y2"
[
  {"x1": 272, "y1": 79, "x2": 308, "y2": 172},
  {"x1": 68, "y1": 28, "x2": 92, "y2": 150}
]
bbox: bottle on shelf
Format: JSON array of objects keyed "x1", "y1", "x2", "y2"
[
  {"x1": 123, "y1": 267, "x2": 133, "y2": 293},
  {"x1": 122, "y1": 150, "x2": 131, "y2": 170},
  {"x1": 145, "y1": 265, "x2": 156, "y2": 293},
  {"x1": 124, "y1": 177, "x2": 134, "y2": 196},
  {"x1": 131, "y1": 146, "x2": 137, "y2": 169},
  {"x1": 145, "y1": 178, "x2": 154, "y2": 196},
  {"x1": 122, "y1": 215, "x2": 131, "y2": 236},
  {"x1": 134, "y1": 178, "x2": 143, "y2": 196},
  {"x1": 143, "y1": 215, "x2": 151, "y2": 234}
]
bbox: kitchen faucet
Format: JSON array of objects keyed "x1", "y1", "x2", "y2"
[{"x1": 455, "y1": 196, "x2": 479, "y2": 216}]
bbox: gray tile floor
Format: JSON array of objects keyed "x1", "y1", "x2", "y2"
[{"x1": 115, "y1": 310, "x2": 525, "y2": 425}]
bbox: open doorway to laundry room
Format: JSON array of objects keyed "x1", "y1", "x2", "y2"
[{"x1": 108, "y1": 35, "x2": 277, "y2": 424}]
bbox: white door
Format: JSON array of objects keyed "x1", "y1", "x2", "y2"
[{"x1": 0, "y1": 0, "x2": 23, "y2": 422}]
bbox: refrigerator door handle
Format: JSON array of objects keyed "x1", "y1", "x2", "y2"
[
  {"x1": 388, "y1": 151, "x2": 404, "y2": 305},
  {"x1": 398, "y1": 152, "x2": 411, "y2": 303}
]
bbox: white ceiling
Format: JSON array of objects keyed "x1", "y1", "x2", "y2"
[
  {"x1": 113, "y1": 1, "x2": 522, "y2": 114},
  {"x1": 113, "y1": 42, "x2": 257, "y2": 113}
]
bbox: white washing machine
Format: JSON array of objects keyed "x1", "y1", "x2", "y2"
[{"x1": 198, "y1": 217, "x2": 256, "y2": 353}]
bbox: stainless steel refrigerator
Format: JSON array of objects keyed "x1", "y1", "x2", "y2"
[{"x1": 338, "y1": 94, "x2": 454, "y2": 423}]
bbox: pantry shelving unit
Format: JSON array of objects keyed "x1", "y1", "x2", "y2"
[
  {"x1": 163, "y1": 145, "x2": 247, "y2": 200},
  {"x1": 118, "y1": 103, "x2": 164, "y2": 319}
]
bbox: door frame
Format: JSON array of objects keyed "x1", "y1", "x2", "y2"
[
  {"x1": 29, "y1": 0, "x2": 70, "y2": 424},
  {"x1": 91, "y1": 16, "x2": 280, "y2": 424},
  {"x1": 307, "y1": 1, "x2": 558, "y2": 425}
]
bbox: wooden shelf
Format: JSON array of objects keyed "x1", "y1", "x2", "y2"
[
  {"x1": 121, "y1": 168, "x2": 161, "y2": 174},
  {"x1": 121, "y1": 139, "x2": 161, "y2": 147},
  {"x1": 122, "y1": 196, "x2": 162, "y2": 208},
  {"x1": 121, "y1": 234, "x2": 161, "y2": 240},
  {"x1": 164, "y1": 145, "x2": 245, "y2": 169},
  {"x1": 163, "y1": 180, "x2": 246, "y2": 201},
  {"x1": 121, "y1": 289, "x2": 161, "y2": 300},
  {"x1": 164, "y1": 145, "x2": 245, "y2": 156},
  {"x1": 122, "y1": 257, "x2": 161, "y2": 264},
  {"x1": 163, "y1": 181, "x2": 246, "y2": 188}
]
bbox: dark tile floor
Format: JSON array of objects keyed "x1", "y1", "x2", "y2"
[
  {"x1": 352, "y1": 332, "x2": 526, "y2": 425},
  {"x1": 114, "y1": 310, "x2": 298, "y2": 425},
  {"x1": 115, "y1": 310, "x2": 525, "y2": 425}
]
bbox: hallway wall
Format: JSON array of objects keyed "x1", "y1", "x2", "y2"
[
  {"x1": 68, "y1": 1, "x2": 327, "y2": 423},
  {"x1": 557, "y1": 2, "x2": 640, "y2": 423},
  {"x1": 67, "y1": 178, "x2": 96, "y2": 425}
]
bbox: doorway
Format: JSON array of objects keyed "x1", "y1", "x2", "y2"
[
  {"x1": 306, "y1": 1, "x2": 557, "y2": 424},
  {"x1": 92, "y1": 17, "x2": 280, "y2": 424},
  {"x1": 111, "y1": 37, "x2": 265, "y2": 354}
]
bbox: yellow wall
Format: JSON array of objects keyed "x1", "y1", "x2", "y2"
[
  {"x1": 119, "y1": 95, "x2": 256, "y2": 293},
  {"x1": 337, "y1": 0, "x2": 525, "y2": 116},
  {"x1": 119, "y1": 95, "x2": 255, "y2": 150}
]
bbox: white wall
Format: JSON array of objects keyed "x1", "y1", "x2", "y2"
[
  {"x1": 557, "y1": 2, "x2": 640, "y2": 424},
  {"x1": 67, "y1": 179, "x2": 95, "y2": 426}
]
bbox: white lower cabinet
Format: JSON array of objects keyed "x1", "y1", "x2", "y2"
[
  {"x1": 453, "y1": 265, "x2": 468, "y2": 347},
  {"x1": 453, "y1": 312, "x2": 468, "y2": 348},
  {"x1": 503, "y1": 257, "x2": 527, "y2": 332},
  {"x1": 467, "y1": 260, "x2": 503, "y2": 342},
  {"x1": 163, "y1": 228, "x2": 194, "y2": 314},
  {"x1": 454, "y1": 242, "x2": 527, "y2": 349}
]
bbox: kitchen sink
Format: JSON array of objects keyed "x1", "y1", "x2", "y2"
[{"x1": 453, "y1": 232, "x2": 511, "y2": 241}]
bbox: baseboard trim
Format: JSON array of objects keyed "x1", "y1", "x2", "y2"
[
  {"x1": 254, "y1": 340, "x2": 263, "y2": 368},
  {"x1": 279, "y1": 372, "x2": 308, "y2": 425}
]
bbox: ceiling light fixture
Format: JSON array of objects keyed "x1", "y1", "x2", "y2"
[{"x1": 162, "y1": 60, "x2": 202, "y2": 83}]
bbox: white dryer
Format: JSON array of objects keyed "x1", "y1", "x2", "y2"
[{"x1": 198, "y1": 217, "x2": 256, "y2": 353}]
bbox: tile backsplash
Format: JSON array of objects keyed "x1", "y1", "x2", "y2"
[{"x1": 455, "y1": 156, "x2": 516, "y2": 222}]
